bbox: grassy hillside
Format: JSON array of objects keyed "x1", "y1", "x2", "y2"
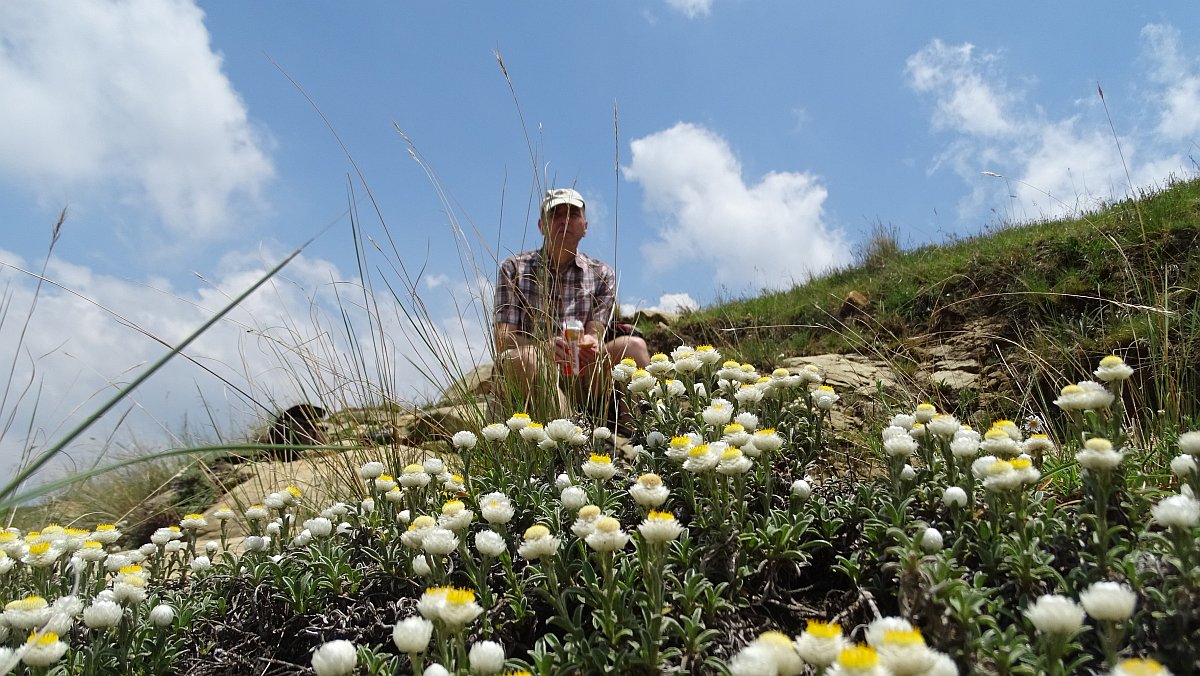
[{"x1": 651, "y1": 176, "x2": 1200, "y2": 426}]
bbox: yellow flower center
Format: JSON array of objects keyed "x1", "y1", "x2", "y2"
[
  {"x1": 595, "y1": 517, "x2": 620, "y2": 533},
  {"x1": 6, "y1": 596, "x2": 47, "y2": 611},
  {"x1": 578, "y1": 505, "x2": 601, "y2": 519},
  {"x1": 806, "y1": 620, "x2": 842, "y2": 639},
  {"x1": 688, "y1": 444, "x2": 710, "y2": 458},
  {"x1": 404, "y1": 464, "x2": 424, "y2": 473},
  {"x1": 28, "y1": 542, "x2": 51, "y2": 555},
  {"x1": 881, "y1": 628, "x2": 925, "y2": 646},
  {"x1": 1115, "y1": 658, "x2": 1165, "y2": 676},
  {"x1": 637, "y1": 473, "x2": 663, "y2": 487},
  {"x1": 647, "y1": 511, "x2": 675, "y2": 522},
  {"x1": 987, "y1": 460, "x2": 1014, "y2": 475},
  {"x1": 588, "y1": 454, "x2": 612, "y2": 464},
  {"x1": 184, "y1": 514, "x2": 204, "y2": 520},
  {"x1": 524, "y1": 525, "x2": 550, "y2": 540},
  {"x1": 120, "y1": 564, "x2": 143, "y2": 575},
  {"x1": 511, "y1": 412, "x2": 530, "y2": 420},
  {"x1": 1011, "y1": 458, "x2": 1033, "y2": 470},
  {"x1": 27, "y1": 631, "x2": 59, "y2": 646},
  {"x1": 837, "y1": 645, "x2": 879, "y2": 669},
  {"x1": 651, "y1": 353, "x2": 668, "y2": 362},
  {"x1": 1085, "y1": 437, "x2": 1114, "y2": 451},
  {"x1": 286, "y1": 486, "x2": 302, "y2": 498},
  {"x1": 721, "y1": 448, "x2": 742, "y2": 461},
  {"x1": 1100, "y1": 355, "x2": 1126, "y2": 367},
  {"x1": 670, "y1": 436, "x2": 691, "y2": 449},
  {"x1": 445, "y1": 588, "x2": 476, "y2": 605}
]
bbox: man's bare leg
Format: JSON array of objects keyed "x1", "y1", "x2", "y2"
[{"x1": 497, "y1": 345, "x2": 570, "y2": 420}]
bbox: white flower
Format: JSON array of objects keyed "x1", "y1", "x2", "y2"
[
  {"x1": 480, "y1": 493, "x2": 515, "y2": 525},
  {"x1": 412, "y1": 555, "x2": 432, "y2": 577},
  {"x1": 751, "y1": 429, "x2": 783, "y2": 454},
  {"x1": 393, "y1": 616, "x2": 434, "y2": 653},
  {"x1": 373, "y1": 475, "x2": 397, "y2": 493},
  {"x1": 358, "y1": 461, "x2": 386, "y2": 479},
  {"x1": 890, "y1": 413, "x2": 916, "y2": 429},
  {"x1": 919, "y1": 528, "x2": 943, "y2": 553},
  {"x1": 942, "y1": 487, "x2": 967, "y2": 508},
  {"x1": 638, "y1": 511, "x2": 684, "y2": 543},
  {"x1": 900, "y1": 464, "x2": 917, "y2": 481},
  {"x1": 517, "y1": 525, "x2": 561, "y2": 560},
  {"x1": 4, "y1": 596, "x2": 51, "y2": 630},
  {"x1": 399, "y1": 464, "x2": 432, "y2": 488},
  {"x1": 581, "y1": 454, "x2": 617, "y2": 481},
  {"x1": 927, "y1": 414, "x2": 960, "y2": 438},
  {"x1": 304, "y1": 517, "x2": 334, "y2": 538},
  {"x1": 519, "y1": 423, "x2": 547, "y2": 444},
  {"x1": 1022, "y1": 434, "x2": 1055, "y2": 457},
  {"x1": 735, "y1": 384, "x2": 764, "y2": 405},
  {"x1": 630, "y1": 473, "x2": 670, "y2": 508},
  {"x1": 482, "y1": 423, "x2": 509, "y2": 442},
  {"x1": 312, "y1": 639, "x2": 357, "y2": 676},
  {"x1": 1076, "y1": 438, "x2": 1124, "y2": 471},
  {"x1": 914, "y1": 402, "x2": 937, "y2": 423},
  {"x1": 555, "y1": 473, "x2": 573, "y2": 490},
  {"x1": 180, "y1": 514, "x2": 207, "y2": 530},
  {"x1": 424, "y1": 665, "x2": 452, "y2": 676},
  {"x1": 646, "y1": 353, "x2": 673, "y2": 376},
  {"x1": 452, "y1": 430, "x2": 477, "y2": 449},
  {"x1": 811, "y1": 385, "x2": 839, "y2": 410},
  {"x1": 1151, "y1": 494, "x2": 1200, "y2": 529},
  {"x1": 571, "y1": 505, "x2": 604, "y2": 539},
  {"x1": 1170, "y1": 454, "x2": 1197, "y2": 478},
  {"x1": 791, "y1": 479, "x2": 812, "y2": 501},
  {"x1": 439, "y1": 501, "x2": 474, "y2": 531},
  {"x1": 545, "y1": 419, "x2": 578, "y2": 443},
  {"x1": 475, "y1": 530, "x2": 507, "y2": 558},
  {"x1": 876, "y1": 627, "x2": 937, "y2": 676},
  {"x1": 468, "y1": 640, "x2": 506, "y2": 675},
  {"x1": 979, "y1": 427, "x2": 1020, "y2": 457},
  {"x1": 423, "y1": 458, "x2": 446, "y2": 475},
  {"x1": 560, "y1": 485, "x2": 588, "y2": 511},
  {"x1": 735, "y1": 411, "x2": 760, "y2": 430},
  {"x1": 702, "y1": 398, "x2": 734, "y2": 426},
  {"x1": 264, "y1": 493, "x2": 287, "y2": 510},
  {"x1": 190, "y1": 556, "x2": 212, "y2": 573},
  {"x1": 794, "y1": 620, "x2": 846, "y2": 668},
  {"x1": 585, "y1": 517, "x2": 630, "y2": 553},
  {"x1": 1054, "y1": 381, "x2": 1115, "y2": 411},
  {"x1": 683, "y1": 443, "x2": 720, "y2": 473},
  {"x1": 20, "y1": 631, "x2": 68, "y2": 668},
  {"x1": 1178, "y1": 431, "x2": 1200, "y2": 456},
  {"x1": 422, "y1": 528, "x2": 460, "y2": 556},
  {"x1": 865, "y1": 616, "x2": 913, "y2": 648},
  {"x1": 506, "y1": 413, "x2": 532, "y2": 430},
  {"x1": 1094, "y1": 355, "x2": 1134, "y2": 382},
  {"x1": 883, "y1": 433, "x2": 918, "y2": 458},
  {"x1": 439, "y1": 588, "x2": 484, "y2": 630},
  {"x1": 1024, "y1": 594, "x2": 1084, "y2": 636},
  {"x1": 265, "y1": 522, "x2": 282, "y2": 537},
  {"x1": 83, "y1": 598, "x2": 124, "y2": 629},
  {"x1": 727, "y1": 643, "x2": 777, "y2": 676},
  {"x1": 149, "y1": 604, "x2": 175, "y2": 628},
  {"x1": 360, "y1": 498, "x2": 375, "y2": 514},
  {"x1": 417, "y1": 587, "x2": 449, "y2": 621},
  {"x1": 244, "y1": 536, "x2": 269, "y2": 553},
  {"x1": 750, "y1": 631, "x2": 805, "y2": 676},
  {"x1": 717, "y1": 448, "x2": 754, "y2": 476},
  {"x1": 1080, "y1": 581, "x2": 1138, "y2": 621}
]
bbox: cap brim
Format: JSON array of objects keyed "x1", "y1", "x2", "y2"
[{"x1": 543, "y1": 196, "x2": 585, "y2": 212}]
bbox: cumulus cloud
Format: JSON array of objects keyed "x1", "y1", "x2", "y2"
[
  {"x1": 1141, "y1": 24, "x2": 1200, "y2": 141},
  {"x1": 623, "y1": 123, "x2": 850, "y2": 292},
  {"x1": 0, "y1": 248, "x2": 490, "y2": 480},
  {"x1": 664, "y1": 0, "x2": 714, "y2": 19},
  {"x1": 620, "y1": 292, "x2": 700, "y2": 318},
  {"x1": 905, "y1": 27, "x2": 1196, "y2": 224},
  {"x1": 0, "y1": 0, "x2": 273, "y2": 242}
]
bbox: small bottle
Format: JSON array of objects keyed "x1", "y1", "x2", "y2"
[{"x1": 562, "y1": 320, "x2": 584, "y2": 375}]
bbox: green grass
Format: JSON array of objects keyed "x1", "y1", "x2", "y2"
[{"x1": 651, "y1": 176, "x2": 1200, "y2": 433}]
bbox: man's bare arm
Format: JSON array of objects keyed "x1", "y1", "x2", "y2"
[{"x1": 494, "y1": 322, "x2": 531, "y2": 352}]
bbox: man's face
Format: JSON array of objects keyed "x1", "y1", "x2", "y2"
[{"x1": 540, "y1": 203, "x2": 587, "y2": 254}]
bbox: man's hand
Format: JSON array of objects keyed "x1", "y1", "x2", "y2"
[{"x1": 554, "y1": 333, "x2": 601, "y2": 371}]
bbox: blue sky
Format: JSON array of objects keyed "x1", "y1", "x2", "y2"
[{"x1": 2, "y1": 1, "x2": 1199, "y2": 476}]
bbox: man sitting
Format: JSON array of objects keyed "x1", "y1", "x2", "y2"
[{"x1": 493, "y1": 187, "x2": 650, "y2": 422}]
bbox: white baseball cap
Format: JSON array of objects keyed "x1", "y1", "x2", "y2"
[{"x1": 541, "y1": 188, "x2": 585, "y2": 213}]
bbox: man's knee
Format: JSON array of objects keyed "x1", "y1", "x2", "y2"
[{"x1": 605, "y1": 335, "x2": 650, "y2": 367}]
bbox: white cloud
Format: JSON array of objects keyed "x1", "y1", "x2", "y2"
[
  {"x1": 620, "y1": 292, "x2": 699, "y2": 318},
  {"x1": 906, "y1": 28, "x2": 1196, "y2": 225},
  {"x1": 905, "y1": 39, "x2": 1016, "y2": 138},
  {"x1": 623, "y1": 123, "x2": 850, "y2": 292},
  {"x1": 664, "y1": 0, "x2": 713, "y2": 19},
  {"x1": 0, "y1": 0, "x2": 273, "y2": 242},
  {"x1": 1141, "y1": 24, "x2": 1200, "y2": 141},
  {"x1": 0, "y1": 248, "x2": 490, "y2": 482}
]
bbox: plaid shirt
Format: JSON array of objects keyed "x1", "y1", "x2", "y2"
[{"x1": 494, "y1": 248, "x2": 616, "y2": 339}]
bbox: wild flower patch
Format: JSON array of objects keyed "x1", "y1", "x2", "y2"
[{"x1": 0, "y1": 349, "x2": 1196, "y2": 674}]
